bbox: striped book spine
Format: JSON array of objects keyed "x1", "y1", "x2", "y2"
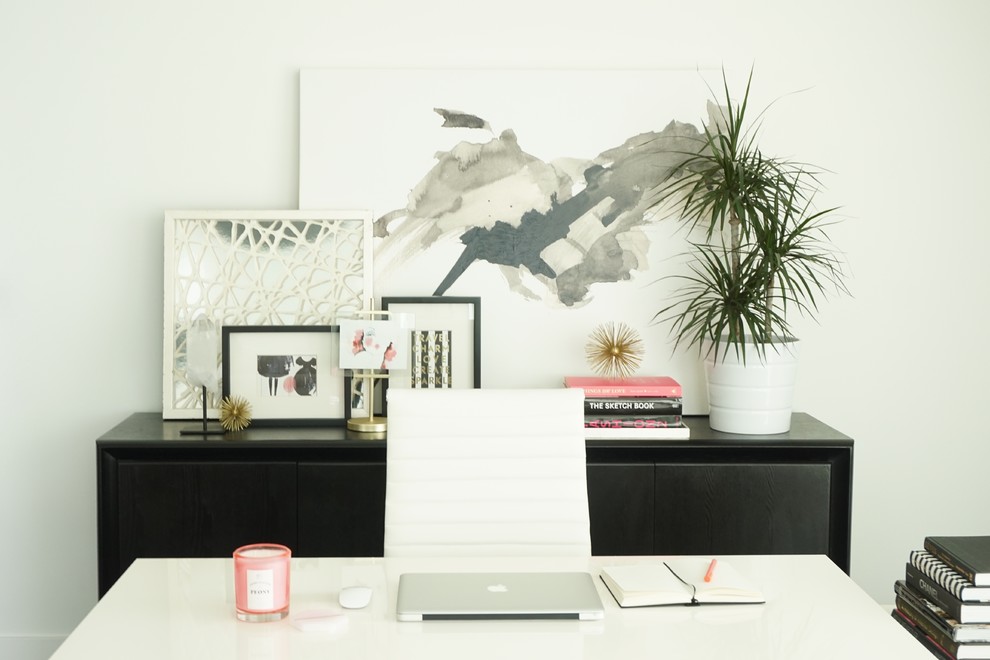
[{"x1": 911, "y1": 550, "x2": 977, "y2": 601}]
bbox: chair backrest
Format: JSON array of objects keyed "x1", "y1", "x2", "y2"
[{"x1": 384, "y1": 388, "x2": 591, "y2": 557}]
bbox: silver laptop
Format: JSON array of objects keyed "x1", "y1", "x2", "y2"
[{"x1": 395, "y1": 571, "x2": 605, "y2": 621}]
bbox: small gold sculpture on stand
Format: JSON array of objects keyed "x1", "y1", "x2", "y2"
[
  {"x1": 586, "y1": 322, "x2": 644, "y2": 379},
  {"x1": 219, "y1": 395, "x2": 253, "y2": 432}
]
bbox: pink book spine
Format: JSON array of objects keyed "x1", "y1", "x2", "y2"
[
  {"x1": 565, "y1": 377, "x2": 682, "y2": 398},
  {"x1": 578, "y1": 386, "x2": 681, "y2": 397},
  {"x1": 564, "y1": 376, "x2": 682, "y2": 398}
]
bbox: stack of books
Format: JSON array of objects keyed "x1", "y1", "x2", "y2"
[
  {"x1": 562, "y1": 375, "x2": 689, "y2": 439},
  {"x1": 891, "y1": 535, "x2": 990, "y2": 659}
]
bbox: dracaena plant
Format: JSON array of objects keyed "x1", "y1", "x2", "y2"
[{"x1": 649, "y1": 69, "x2": 849, "y2": 364}]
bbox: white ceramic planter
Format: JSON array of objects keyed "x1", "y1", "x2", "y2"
[{"x1": 704, "y1": 339, "x2": 800, "y2": 434}]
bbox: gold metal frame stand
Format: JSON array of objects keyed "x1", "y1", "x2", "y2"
[
  {"x1": 347, "y1": 371, "x2": 387, "y2": 433},
  {"x1": 343, "y1": 308, "x2": 406, "y2": 435}
]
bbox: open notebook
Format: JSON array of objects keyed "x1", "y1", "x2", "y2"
[{"x1": 600, "y1": 558, "x2": 765, "y2": 608}]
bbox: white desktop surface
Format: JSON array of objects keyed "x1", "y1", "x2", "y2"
[{"x1": 53, "y1": 555, "x2": 927, "y2": 660}]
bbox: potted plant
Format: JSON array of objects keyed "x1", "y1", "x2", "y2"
[{"x1": 649, "y1": 70, "x2": 849, "y2": 434}]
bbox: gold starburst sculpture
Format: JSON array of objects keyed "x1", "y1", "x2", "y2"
[
  {"x1": 219, "y1": 395, "x2": 253, "y2": 432},
  {"x1": 586, "y1": 322, "x2": 644, "y2": 379}
]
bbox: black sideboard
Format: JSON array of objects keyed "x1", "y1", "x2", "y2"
[{"x1": 96, "y1": 412, "x2": 853, "y2": 597}]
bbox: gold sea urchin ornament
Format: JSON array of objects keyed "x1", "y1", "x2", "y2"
[
  {"x1": 586, "y1": 322, "x2": 644, "y2": 379},
  {"x1": 219, "y1": 395, "x2": 253, "y2": 432}
]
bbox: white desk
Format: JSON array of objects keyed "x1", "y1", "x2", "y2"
[{"x1": 54, "y1": 555, "x2": 928, "y2": 659}]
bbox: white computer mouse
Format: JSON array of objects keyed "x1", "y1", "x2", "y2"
[{"x1": 338, "y1": 585, "x2": 373, "y2": 609}]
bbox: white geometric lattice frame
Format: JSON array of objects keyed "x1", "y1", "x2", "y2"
[{"x1": 163, "y1": 209, "x2": 373, "y2": 419}]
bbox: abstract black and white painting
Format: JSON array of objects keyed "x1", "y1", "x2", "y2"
[{"x1": 299, "y1": 69, "x2": 714, "y2": 402}]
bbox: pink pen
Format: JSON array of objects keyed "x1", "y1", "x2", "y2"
[{"x1": 704, "y1": 558, "x2": 717, "y2": 582}]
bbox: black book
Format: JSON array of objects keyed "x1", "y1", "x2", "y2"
[
  {"x1": 906, "y1": 564, "x2": 990, "y2": 623},
  {"x1": 896, "y1": 578, "x2": 990, "y2": 643},
  {"x1": 926, "y1": 537, "x2": 990, "y2": 587},
  {"x1": 583, "y1": 398, "x2": 682, "y2": 416},
  {"x1": 910, "y1": 550, "x2": 990, "y2": 602},
  {"x1": 584, "y1": 416, "x2": 683, "y2": 429},
  {"x1": 895, "y1": 590, "x2": 990, "y2": 659},
  {"x1": 890, "y1": 607, "x2": 956, "y2": 659}
]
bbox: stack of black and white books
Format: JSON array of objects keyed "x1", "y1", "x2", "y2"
[{"x1": 892, "y1": 535, "x2": 990, "y2": 659}]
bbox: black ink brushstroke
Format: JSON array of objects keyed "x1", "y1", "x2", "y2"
[
  {"x1": 429, "y1": 120, "x2": 704, "y2": 303},
  {"x1": 433, "y1": 165, "x2": 610, "y2": 295},
  {"x1": 375, "y1": 106, "x2": 706, "y2": 305},
  {"x1": 434, "y1": 108, "x2": 491, "y2": 131}
]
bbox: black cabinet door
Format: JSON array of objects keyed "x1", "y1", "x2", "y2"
[
  {"x1": 116, "y1": 460, "x2": 297, "y2": 564},
  {"x1": 587, "y1": 463, "x2": 654, "y2": 555},
  {"x1": 654, "y1": 463, "x2": 831, "y2": 556},
  {"x1": 297, "y1": 462, "x2": 386, "y2": 557}
]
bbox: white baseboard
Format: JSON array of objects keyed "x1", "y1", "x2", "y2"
[{"x1": 0, "y1": 635, "x2": 65, "y2": 660}]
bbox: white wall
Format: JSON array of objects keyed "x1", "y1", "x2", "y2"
[{"x1": 2, "y1": 0, "x2": 988, "y2": 655}]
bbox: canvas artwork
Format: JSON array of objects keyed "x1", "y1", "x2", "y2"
[{"x1": 299, "y1": 69, "x2": 714, "y2": 405}]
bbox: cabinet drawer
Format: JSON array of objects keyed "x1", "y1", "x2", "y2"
[
  {"x1": 297, "y1": 462, "x2": 386, "y2": 557},
  {"x1": 654, "y1": 463, "x2": 831, "y2": 556},
  {"x1": 587, "y1": 463, "x2": 654, "y2": 555},
  {"x1": 116, "y1": 460, "x2": 297, "y2": 560}
]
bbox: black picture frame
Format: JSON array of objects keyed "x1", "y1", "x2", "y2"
[
  {"x1": 380, "y1": 296, "x2": 481, "y2": 415},
  {"x1": 221, "y1": 325, "x2": 345, "y2": 427}
]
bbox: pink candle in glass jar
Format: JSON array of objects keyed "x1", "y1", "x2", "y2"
[{"x1": 233, "y1": 543, "x2": 291, "y2": 622}]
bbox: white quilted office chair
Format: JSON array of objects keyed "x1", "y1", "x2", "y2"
[{"x1": 384, "y1": 388, "x2": 591, "y2": 557}]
